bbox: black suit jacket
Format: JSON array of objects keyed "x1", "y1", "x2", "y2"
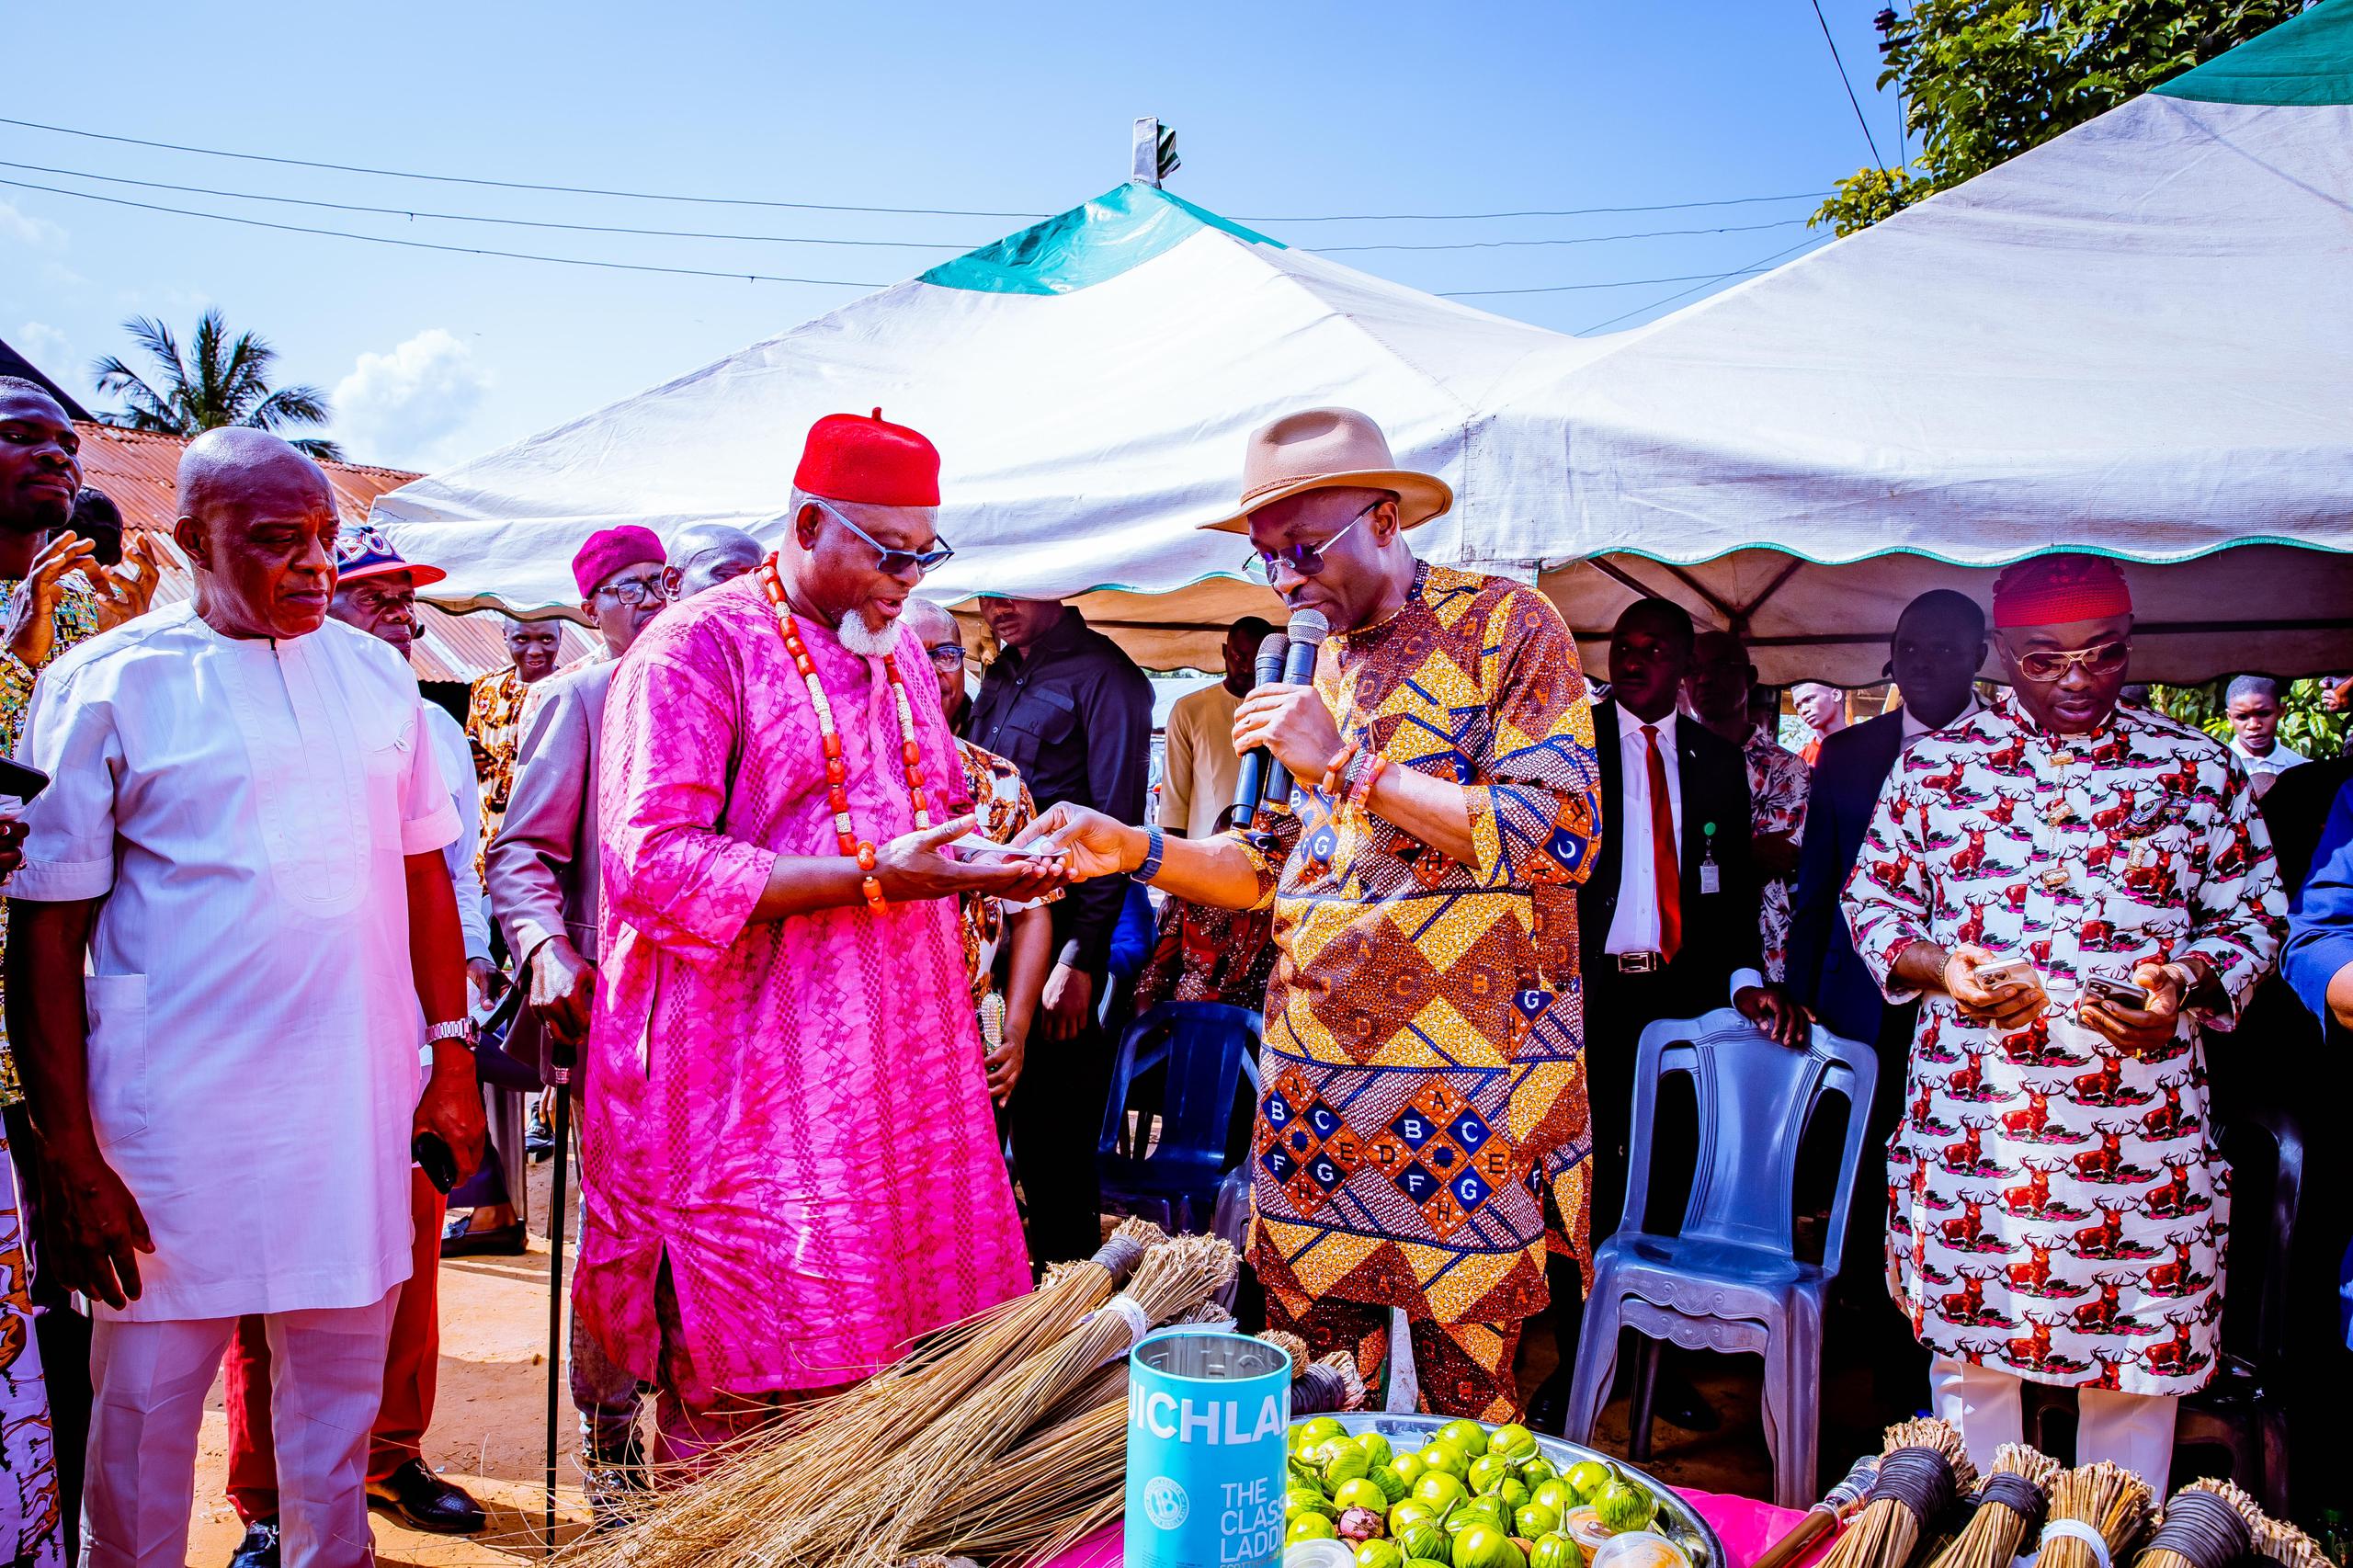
[
  {"x1": 1577, "y1": 700, "x2": 1761, "y2": 1000},
  {"x1": 1786, "y1": 710, "x2": 1909, "y2": 1043}
]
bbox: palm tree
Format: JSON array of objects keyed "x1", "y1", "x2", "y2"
[{"x1": 91, "y1": 307, "x2": 344, "y2": 461}]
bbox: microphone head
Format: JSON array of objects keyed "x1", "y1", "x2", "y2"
[
  {"x1": 1252, "y1": 632, "x2": 1290, "y2": 684},
  {"x1": 1286, "y1": 608, "x2": 1331, "y2": 648}
]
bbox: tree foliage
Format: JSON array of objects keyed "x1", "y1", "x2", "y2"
[
  {"x1": 1814, "y1": 1, "x2": 2307, "y2": 235},
  {"x1": 91, "y1": 307, "x2": 344, "y2": 462}
]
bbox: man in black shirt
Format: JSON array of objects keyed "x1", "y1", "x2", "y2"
[{"x1": 967, "y1": 596, "x2": 1154, "y2": 1265}]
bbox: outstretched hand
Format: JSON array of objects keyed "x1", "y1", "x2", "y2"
[
  {"x1": 877, "y1": 815, "x2": 1067, "y2": 903},
  {"x1": 1014, "y1": 802, "x2": 1142, "y2": 883}
]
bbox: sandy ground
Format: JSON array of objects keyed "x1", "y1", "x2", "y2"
[{"x1": 176, "y1": 1156, "x2": 1861, "y2": 1565}]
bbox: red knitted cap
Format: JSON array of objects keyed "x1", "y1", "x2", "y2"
[
  {"x1": 1991, "y1": 553, "x2": 2132, "y2": 629},
  {"x1": 793, "y1": 408, "x2": 940, "y2": 508}
]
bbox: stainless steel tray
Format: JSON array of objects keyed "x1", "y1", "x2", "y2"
[{"x1": 1327, "y1": 1413, "x2": 1723, "y2": 1568}]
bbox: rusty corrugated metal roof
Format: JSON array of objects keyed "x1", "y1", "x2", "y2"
[{"x1": 71, "y1": 422, "x2": 595, "y2": 683}]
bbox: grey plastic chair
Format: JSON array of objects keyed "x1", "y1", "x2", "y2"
[{"x1": 1562, "y1": 1008, "x2": 1878, "y2": 1507}]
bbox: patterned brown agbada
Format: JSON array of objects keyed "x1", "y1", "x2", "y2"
[{"x1": 1237, "y1": 563, "x2": 1604, "y2": 1332}]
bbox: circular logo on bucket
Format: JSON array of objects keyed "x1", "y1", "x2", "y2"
[{"x1": 1142, "y1": 1475, "x2": 1190, "y2": 1529}]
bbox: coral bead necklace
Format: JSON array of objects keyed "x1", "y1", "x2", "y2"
[{"x1": 757, "y1": 556, "x2": 931, "y2": 912}]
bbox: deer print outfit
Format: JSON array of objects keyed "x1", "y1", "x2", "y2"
[{"x1": 1842, "y1": 693, "x2": 2284, "y2": 1398}]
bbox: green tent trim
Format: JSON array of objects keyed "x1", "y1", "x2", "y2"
[
  {"x1": 2157, "y1": 0, "x2": 2353, "y2": 106},
  {"x1": 917, "y1": 184, "x2": 1282, "y2": 297}
]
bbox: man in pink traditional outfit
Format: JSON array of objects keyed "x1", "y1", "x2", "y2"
[{"x1": 579, "y1": 411, "x2": 1057, "y2": 1463}]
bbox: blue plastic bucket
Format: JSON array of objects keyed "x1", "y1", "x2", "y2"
[{"x1": 1125, "y1": 1330, "x2": 1291, "y2": 1568}]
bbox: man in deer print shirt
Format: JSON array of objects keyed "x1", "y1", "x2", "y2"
[{"x1": 1840, "y1": 553, "x2": 2284, "y2": 1488}]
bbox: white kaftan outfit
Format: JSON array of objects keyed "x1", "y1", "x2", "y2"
[
  {"x1": 1839, "y1": 695, "x2": 2284, "y2": 1483},
  {"x1": 9, "y1": 602, "x2": 460, "y2": 1568}
]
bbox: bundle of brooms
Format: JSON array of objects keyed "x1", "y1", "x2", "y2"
[
  {"x1": 564, "y1": 1228, "x2": 1238, "y2": 1568},
  {"x1": 2131, "y1": 1479, "x2": 2329, "y2": 1568},
  {"x1": 2032, "y1": 1461, "x2": 2153, "y2": 1568},
  {"x1": 1815, "y1": 1419, "x2": 1977, "y2": 1568},
  {"x1": 1923, "y1": 1444, "x2": 2059, "y2": 1568}
]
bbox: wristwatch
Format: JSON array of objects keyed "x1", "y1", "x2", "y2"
[
  {"x1": 425, "y1": 1018, "x2": 477, "y2": 1049},
  {"x1": 1134, "y1": 824, "x2": 1166, "y2": 884}
]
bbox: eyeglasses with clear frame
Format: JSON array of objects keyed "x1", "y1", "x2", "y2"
[
  {"x1": 813, "y1": 498, "x2": 956, "y2": 577},
  {"x1": 593, "y1": 575, "x2": 669, "y2": 608},
  {"x1": 1242, "y1": 499, "x2": 1381, "y2": 585}
]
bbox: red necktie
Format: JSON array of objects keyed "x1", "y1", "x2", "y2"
[{"x1": 1643, "y1": 723, "x2": 1681, "y2": 962}]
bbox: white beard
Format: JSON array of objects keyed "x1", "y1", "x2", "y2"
[{"x1": 834, "y1": 610, "x2": 902, "y2": 659}]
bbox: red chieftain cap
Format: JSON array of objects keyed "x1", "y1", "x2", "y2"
[
  {"x1": 794, "y1": 408, "x2": 941, "y2": 507},
  {"x1": 1990, "y1": 552, "x2": 2133, "y2": 629}
]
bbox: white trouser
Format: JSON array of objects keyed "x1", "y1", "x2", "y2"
[
  {"x1": 85, "y1": 1287, "x2": 400, "y2": 1568},
  {"x1": 1929, "y1": 1355, "x2": 2177, "y2": 1490}
]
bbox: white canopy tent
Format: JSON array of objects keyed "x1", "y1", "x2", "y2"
[
  {"x1": 377, "y1": 2, "x2": 2353, "y2": 683},
  {"x1": 1508, "y1": 0, "x2": 2353, "y2": 685},
  {"x1": 372, "y1": 183, "x2": 1601, "y2": 668}
]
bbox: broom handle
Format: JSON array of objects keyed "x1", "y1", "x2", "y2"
[
  {"x1": 1754, "y1": 1454, "x2": 1881, "y2": 1568},
  {"x1": 1752, "y1": 1507, "x2": 1842, "y2": 1568}
]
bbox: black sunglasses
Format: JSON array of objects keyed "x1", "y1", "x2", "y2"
[
  {"x1": 813, "y1": 499, "x2": 956, "y2": 577},
  {"x1": 1244, "y1": 498, "x2": 1381, "y2": 585}
]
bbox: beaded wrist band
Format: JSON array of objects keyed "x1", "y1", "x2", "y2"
[{"x1": 1135, "y1": 824, "x2": 1166, "y2": 883}]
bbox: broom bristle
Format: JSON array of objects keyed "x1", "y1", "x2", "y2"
[
  {"x1": 1260, "y1": 1331, "x2": 1310, "y2": 1378},
  {"x1": 551, "y1": 1225, "x2": 1178, "y2": 1568},
  {"x1": 2037, "y1": 1460, "x2": 2154, "y2": 1568},
  {"x1": 1924, "y1": 1444, "x2": 2058, "y2": 1568}
]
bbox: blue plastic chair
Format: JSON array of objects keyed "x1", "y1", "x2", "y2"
[
  {"x1": 1563, "y1": 1008, "x2": 1877, "y2": 1507},
  {"x1": 1097, "y1": 1001, "x2": 1263, "y2": 1235}
]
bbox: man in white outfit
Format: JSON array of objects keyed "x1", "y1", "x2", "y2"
[{"x1": 5, "y1": 429, "x2": 484, "y2": 1567}]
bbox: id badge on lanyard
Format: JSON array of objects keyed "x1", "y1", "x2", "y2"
[{"x1": 1699, "y1": 821, "x2": 1722, "y2": 895}]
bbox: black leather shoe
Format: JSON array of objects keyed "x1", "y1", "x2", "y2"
[
  {"x1": 227, "y1": 1520, "x2": 280, "y2": 1568},
  {"x1": 367, "y1": 1458, "x2": 488, "y2": 1534},
  {"x1": 526, "y1": 1108, "x2": 555, "y2": 1162},
  {"x1": 440, "y1": 1216, "x2": 527, "y2": 1257},
  {"x1": 1524, "y1": 1370, "x2": 1571, "y2": 1437}
]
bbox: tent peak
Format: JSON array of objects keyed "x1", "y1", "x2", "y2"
[
  {"x1": 915, "y1": 183, "x2": 1282, "y2": 297},
  {"x1": 2157, "y1": 0, "x2": 2353, "y2": 106}
]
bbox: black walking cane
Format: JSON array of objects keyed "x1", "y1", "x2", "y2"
[{"x1": 545, "y1": 1030, "x2": 575, "y2": 1553}]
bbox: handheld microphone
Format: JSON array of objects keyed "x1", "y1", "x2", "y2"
[
  {"x1": 1224, "y1": 632, "x2": 1289, "y2": 832},
  {"x1": 1262, "y1": 608, "x2": 1331, "y2": 817}
]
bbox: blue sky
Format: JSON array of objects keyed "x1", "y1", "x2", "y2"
[{"x1": 3, "y1": 1, "x2": 1900, "y2": 472}]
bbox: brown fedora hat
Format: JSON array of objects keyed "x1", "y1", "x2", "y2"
[{"x1": 1200, "y1": 406, "x2": 1453, "y2": 534}]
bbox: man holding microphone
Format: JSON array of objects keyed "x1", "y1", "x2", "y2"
[{"x1": 1024, "y1": 408, "x2": 1604, "y2": 1419}]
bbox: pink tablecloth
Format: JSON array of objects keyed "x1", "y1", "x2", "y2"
[{"x1": 1046, "y1": 1492, "x2": 1831, "y2": 1568}]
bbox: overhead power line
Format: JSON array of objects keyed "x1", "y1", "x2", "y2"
[
  {"x1": 1441, "y1": 267, "x2": 1792, "y2": 298},
  {"x1": 3, "y1": 157, "x2": 1813, "y2": 258},
  {"x1": 0, "y1": 114, "x2": 1826, "y2": 227},
  {"x1": 6, "y1": 176, "x2": 1815, "y2": 301},
  {"x1": 1810, "y1": 0, "x2": 1888, "y2": 168},
  {"x1": 0, "y1": 177, "x2": 890, "y2": 287},
  {"x1": 1577, "y1": 233, "x2": 1833, "y2": 332},
  {"x1": 0, "y1": 159, "x2": 981, "y2": 250},
  {"x1": 1242, "y1": 192, "x2": 1831, "y2": 222},
  {"x1": 0, "y1": 116, "x2": 1050, "y2": 220},
  {"x1": 1313, "y1": 217, "x2": 1808, "y2": 252}
]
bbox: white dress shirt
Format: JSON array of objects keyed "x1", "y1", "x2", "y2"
[
  {"x1": 2230, "y1": 734, "x2": 2307, "y2": 778},
  {"x1": 11, "y1": 604, "x2": 460, "y2": 1321},
  {"x1": 1606, "y1": 705, "x2": 1683, "y2": 957},
  {"x1": 1606, "y1": 703, "x2": 1763, "y2": 1000}
]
